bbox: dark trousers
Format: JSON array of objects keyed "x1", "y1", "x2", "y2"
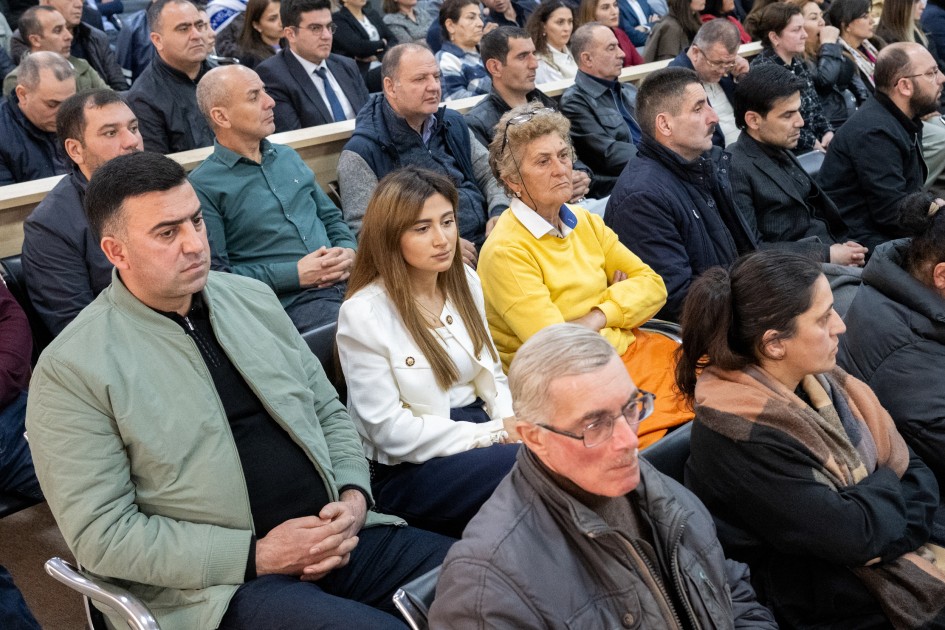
[
  {"x1": 372, "y1": 402, "x2": 519, "y2": 538},
  {"x1": 284, "y1": 284, "x2": 346, "y2": 334},
  {"x1": 217, "y1": 525, "x2": 453, "y2": 629},
  {"x1": 0, "y1": 565, "x2": 39, "y2": 630},
  {"x1": 0, "y1": 392, "x2": 42, "y2": 501}
]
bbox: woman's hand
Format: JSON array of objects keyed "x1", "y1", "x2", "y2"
[{"x1": 820, "y1": 25, "x2": 840, "y2": 45}]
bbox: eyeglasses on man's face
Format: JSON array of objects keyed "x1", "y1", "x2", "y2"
[
  {"x1": 537, "y1": 390, "x2": 656, "y2": 448},
  {"x1": 901, "y1": 67, "x2": 944, "y2": 82},
  {"x1": 294, "y1": 22, "x2": 337, "y2": 35},
  {"x1": 697, "y1": 47, "x2": 736, "y2": 71}
]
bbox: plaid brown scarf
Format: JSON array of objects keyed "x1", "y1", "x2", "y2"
[{"x1": 697, "y1": 365, "x2": 945, "y2": 628}]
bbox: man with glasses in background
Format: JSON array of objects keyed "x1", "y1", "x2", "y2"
[
  {"x1": 820, "y1": 42, "x2": 945, "y2": 252},
  {"x1": 429, "y1": 323, "x2": 777, "y2": 628},
  {"x1": 127, "y1": 0, "x2": 214, "y2": 153},
  {"x1": 669, "y1": 17, "x2": 749, "y2": 147},
  {"x1": 256, "y1": 0, "x2": 369, "y2": 132}
]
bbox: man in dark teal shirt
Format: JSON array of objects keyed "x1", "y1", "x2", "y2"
[{"x1": 190, "y1": 64, "x2": 357, "y2": 332}]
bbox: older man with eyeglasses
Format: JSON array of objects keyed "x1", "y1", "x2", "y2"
[
  {"x1": 429, "y1": 323, "x2": 778, "y2": 629},
  {"x1": 668, "y1": 18, "x2": 749, "y2": 147},
  {"x1": 256, "y1": 0, "x2": 369, "y2": 132}
]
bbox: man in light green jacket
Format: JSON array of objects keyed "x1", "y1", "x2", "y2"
[{"x1": 25, "y1": 151, "x2": 453, "y2": 630}]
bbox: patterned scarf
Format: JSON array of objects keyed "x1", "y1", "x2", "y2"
[
  {"x1": 696, "y1": 365, "x2": 945, "y2": 628},
  {"x1": 840, "y1": 37, "x2": 879, "y2": 88}
]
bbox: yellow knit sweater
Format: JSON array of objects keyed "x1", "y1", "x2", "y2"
[{"x1": 478, "y1": 205, "x2": 667, "y2": 370}]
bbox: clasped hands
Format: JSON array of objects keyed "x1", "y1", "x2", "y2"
[
  {"x1": 255, "y1": 489, "x2": 367, "y2": 582},
  {"x1": 298, "y1": 247, "x2": 355, "y2": 289}
]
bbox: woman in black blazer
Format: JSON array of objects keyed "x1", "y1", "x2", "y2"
[{"x1": 332, "y1": 0, "x2": 399, "y2": 91}]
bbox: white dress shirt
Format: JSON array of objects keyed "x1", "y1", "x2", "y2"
[{"x1": 291, "y1": 49, "x2": 357, "y2": 120}]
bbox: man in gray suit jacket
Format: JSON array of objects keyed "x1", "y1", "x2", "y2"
[
  {"x1": 256, "y1": 0, "x2": 368, "y2": 132},
  {"x1": 730, "y1": 64, "x2": 867, "y2": 267}
]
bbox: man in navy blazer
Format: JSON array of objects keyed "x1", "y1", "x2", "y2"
[{"x1": 256, "y1": 0, "x2": 368, "y2": 132}]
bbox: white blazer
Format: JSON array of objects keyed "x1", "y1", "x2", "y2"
[{"x1": 337, "y1": 266, "x2": 514, "y2": 465}]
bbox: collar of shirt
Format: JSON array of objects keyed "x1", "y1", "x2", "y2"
[
  {"x1": 420, "y1": 112, "x2": 438, "y2": 144},
  {"x1": 290, "y1": 49, "x2": 329, "y2": 76},
  {"x1": 509, "y1": 197, "x2": 577, "y2": 239},
  {"x1": 212, "y1": 138, "x2": 274, "y2": 168}
]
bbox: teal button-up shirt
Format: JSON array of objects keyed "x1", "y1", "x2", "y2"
[{"x1": 189, "y1": 139, "x2": 357, "y2": 307}]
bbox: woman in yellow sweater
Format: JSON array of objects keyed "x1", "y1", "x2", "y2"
[{"x1": 479, "y1": 103, "x2": 692, "y2": 447}]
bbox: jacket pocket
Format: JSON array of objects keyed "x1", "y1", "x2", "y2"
[{"x1": 566, "y1": 589, "x2": 645, "y2": 629}]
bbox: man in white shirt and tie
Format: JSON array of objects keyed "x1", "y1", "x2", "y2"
[{"x1": 256, "y1": 0, "x2": 369, "y2": 132}]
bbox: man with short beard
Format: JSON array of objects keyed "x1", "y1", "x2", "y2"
[
  {"x1": 22, "y1": 89, "x2": 143, "y2": 336},
  {"x1": 819, "y1": 42, "x2": 945, "y2": 252}
]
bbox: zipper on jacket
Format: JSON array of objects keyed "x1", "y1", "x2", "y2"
[
  {"x1": 598, "y1": 530, "x2": 685, "y2": 630},
  {"x1": 668, "y1": 522, "x2": 703, "y2": 630}
]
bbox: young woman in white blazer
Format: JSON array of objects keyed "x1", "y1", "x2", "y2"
[{"x1": 337, "y1": 166, "x2": 519, "y2": 537}]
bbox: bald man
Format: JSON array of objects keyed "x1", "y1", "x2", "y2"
[
  {"x1": 189, "y1": 65, "x2": 357, "y2": 333},
  {"x1": 820, "y1": 42, "x2": 945, "y2": 251}
]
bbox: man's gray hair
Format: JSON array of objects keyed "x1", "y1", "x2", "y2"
[
  {"x1": 381, "y1": 42, "x2": 432, "y2": 81},
  {"x1": 692, "y1": 18, "x2": 740, "y2": 53},
  {"x1": 570, "y1": 22, "x2": 605, "y2": 61},
  {"x1": 16, "y1": 51, "x2": 75, "y2": 90},
  {"x1": 508, "y1": 324, "x2": 618, "y2": 423}
]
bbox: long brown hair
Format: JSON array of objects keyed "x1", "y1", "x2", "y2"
[
  {"x1": 668, "y1": 0, "x2": 703, "y2": 40},
  {"x1": 877, "y1": 0, "x2": 928, "y2": 45},
  {"x1": 239, "y1": 0, "x2": 280, "y2": 62},
  {"x1": 346, "y1": 167, "x2": 498, "y2": 389}
]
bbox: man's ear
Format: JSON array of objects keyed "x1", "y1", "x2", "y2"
[
  {"x1": 209, "y1": 105, "x2": 229, "y2": 129},
  {"x1": 654, "y1": 111, "x2": 672, "y2": 138},
  {"x1": 743, "y1": 110, "x2": 763, "y2": 131},
  {"x1": 100, "y1": 235, "x2": 129, "y2": 269},
  {"x1": 485, "y1": 57, "x2": 503, "y2": 78},
  {"x1": 64, "y1": 137, "x2": 84, "y2": 166},
  {"x1": 516, "y1": 420, "x2": 546, "y2": 455}
]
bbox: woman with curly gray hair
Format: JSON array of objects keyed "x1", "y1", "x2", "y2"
[{"x1": 478, "y1": 103, "x2": 693, "y2": 448}]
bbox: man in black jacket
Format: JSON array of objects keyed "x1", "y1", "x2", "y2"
[
  {"x1": 730, "y1": 64, "x2": 867, "y2": 266},
  {"x1": 127, "y1": 0, "x2": 214, "y2": 153},
  {"x1": 0, "y1": 52, "x2": 75, "y2": 185},
  {"x1": 9, "y1": 0, "x2": 128, "y2": 89},
  {"x1": 559, "y1": 23, "x2": 641, "y2": 198},
  {"x1": 256, "y1": 0, "x2": 368, "y2": 132},
  {"x1": 819, "y1": 42, "x2": 944, "y2": 252},
  {"x1": 21, "y1": 89, "x2": 143, "y2": 337},
  {"x1": 466, "y1": 26, "x2": 591, "y2": 201}
]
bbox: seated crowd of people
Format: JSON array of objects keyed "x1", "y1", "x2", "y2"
[{"x1": 4, "y1": 0, "x2": 945, "y2": 626}]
